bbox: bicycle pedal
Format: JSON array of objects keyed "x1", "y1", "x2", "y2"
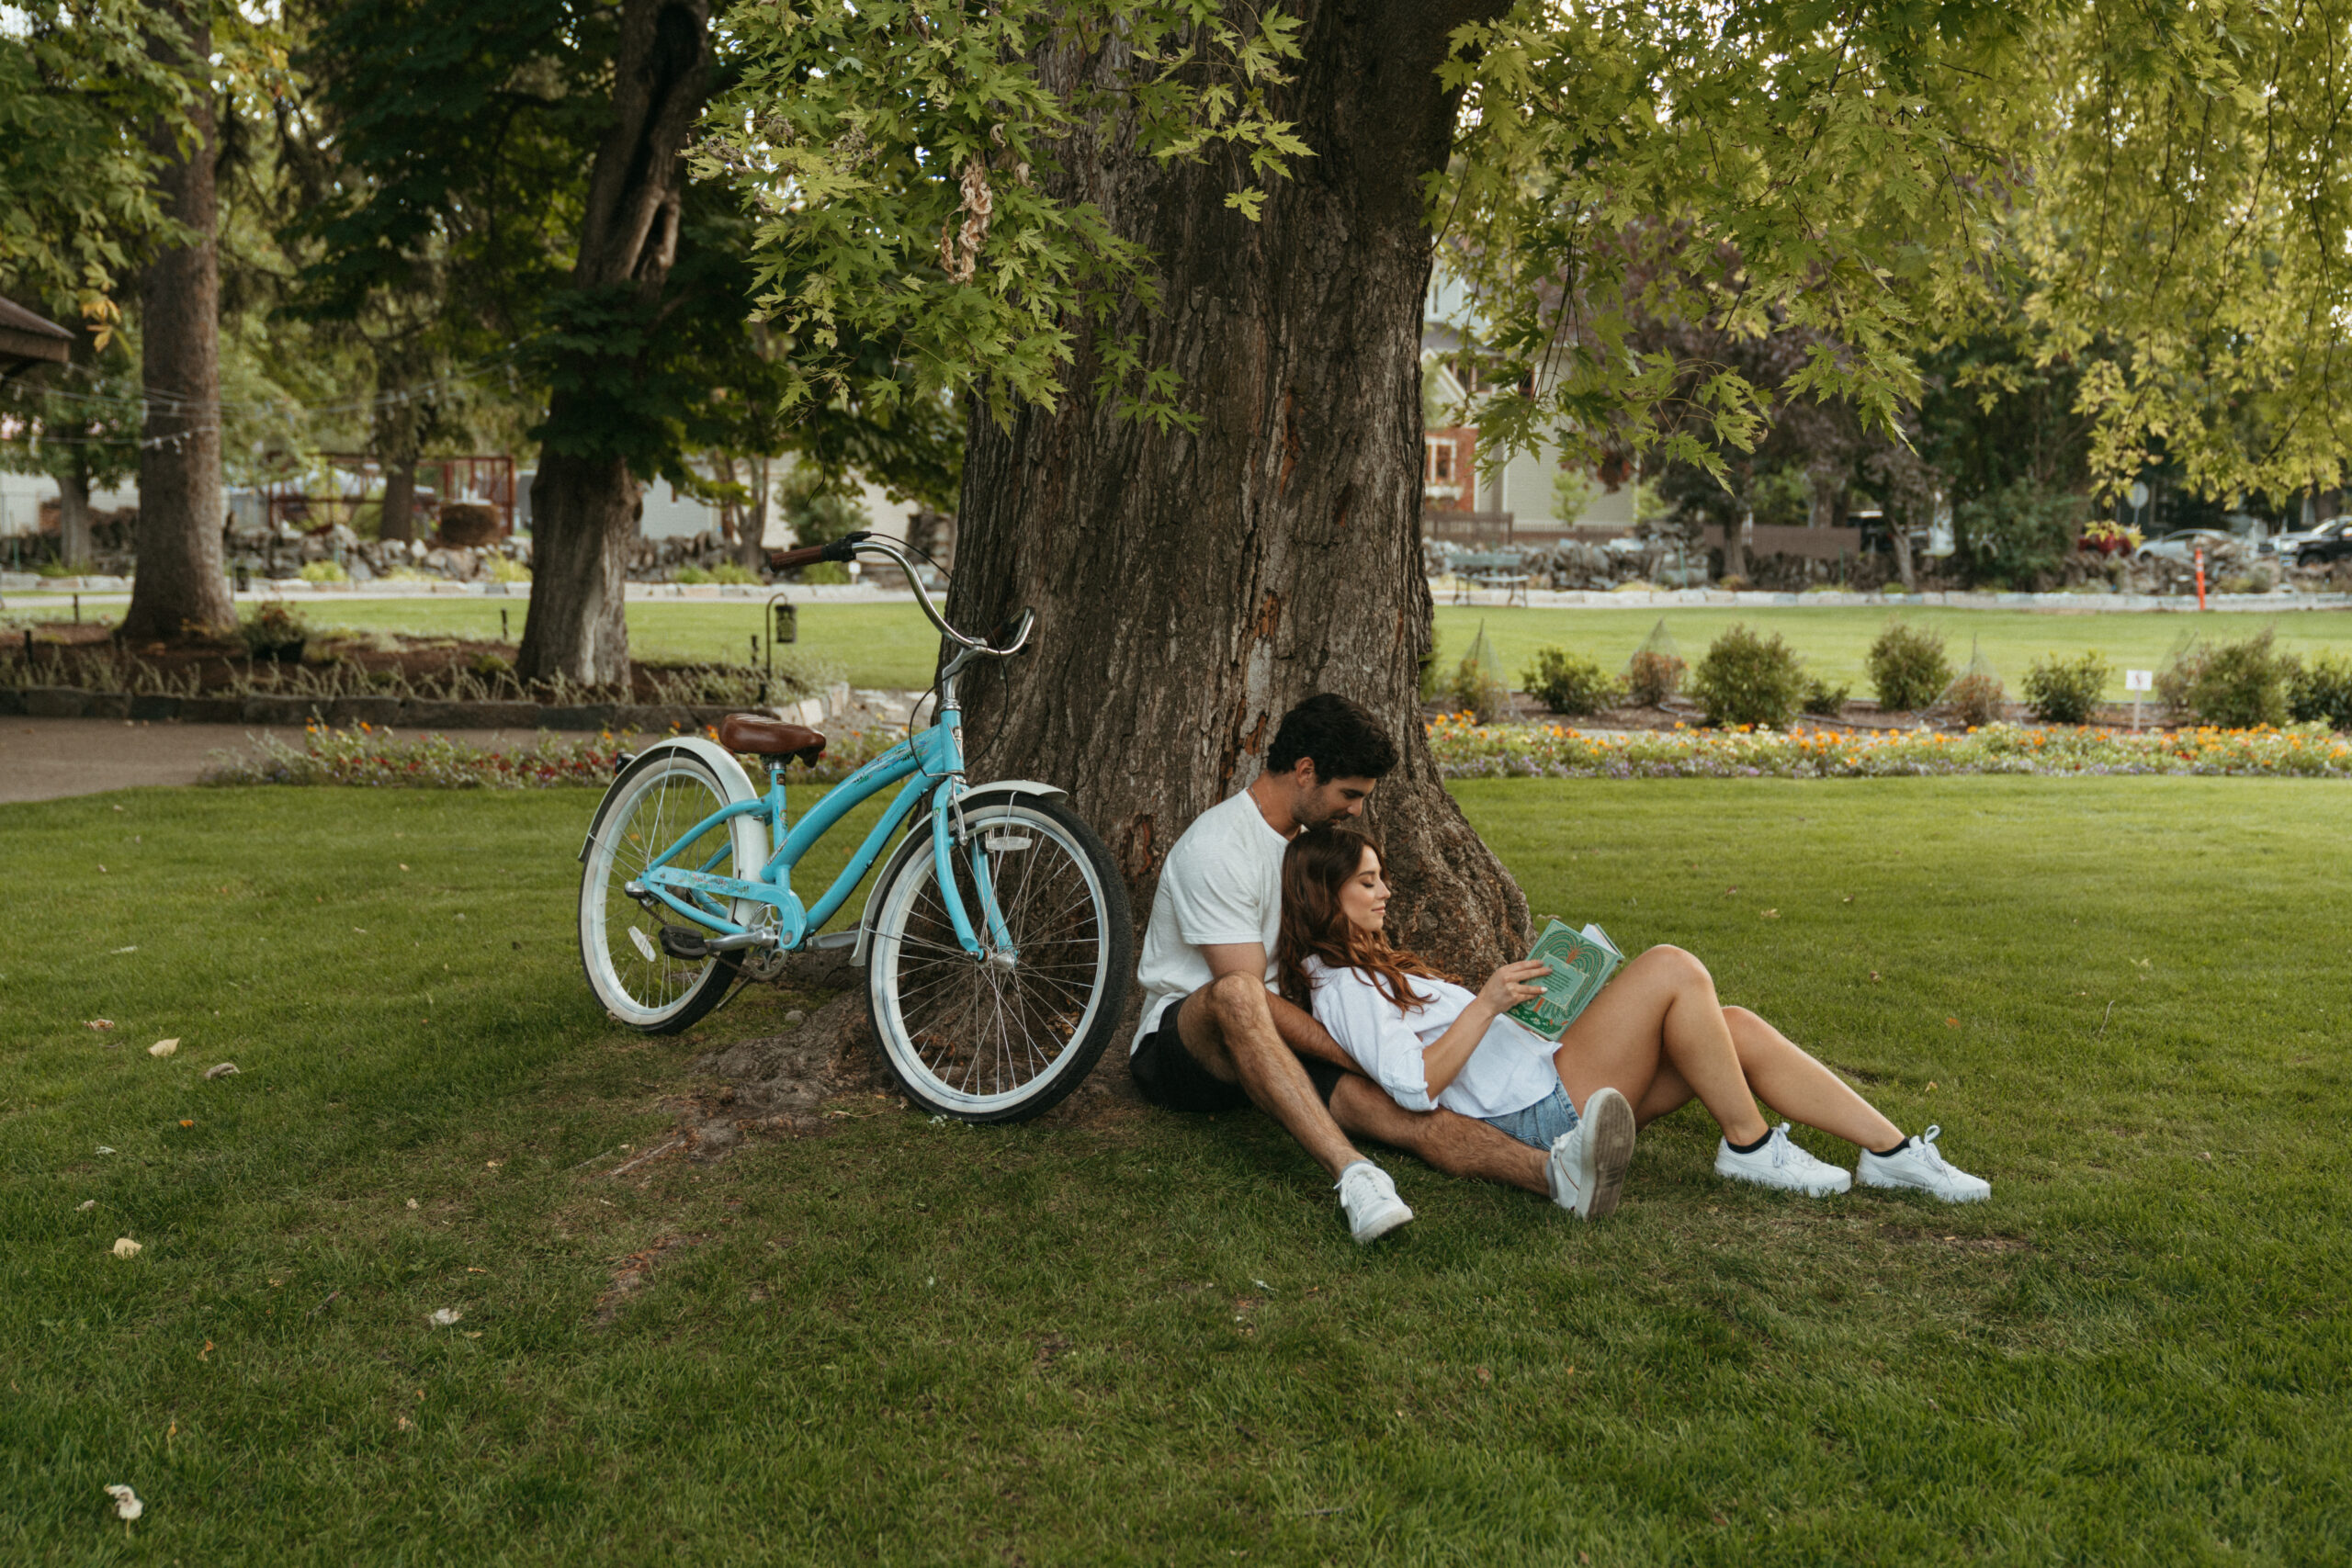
[
  {"x1": 807, "y1": 931, "x2": 858, "y2": 952},
  {"x1": 658, "y1": 926, "x2": 714, "y2": 960}
]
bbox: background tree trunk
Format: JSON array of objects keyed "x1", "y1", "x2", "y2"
[
  {"x1": 379, "y1": 457, "x2": 419, "y2": 543},
  {"x1": 515, "y1": 0, "x2": 711, "y2": 687},
  {"x1": 121, "y1": 0, "x2": 233, "y2": 642},
  {"x1": 947, "y1": 0, "x2": 1525, "y2": 980},
  {"x1": 58, "y1": 462, "x2": 94, "y2": 568}
]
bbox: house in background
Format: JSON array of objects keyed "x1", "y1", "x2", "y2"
[{"x1": 1419, "y1": 288, "x2": 1640, "y2": 545}]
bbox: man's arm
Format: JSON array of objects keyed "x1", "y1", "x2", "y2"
[{"x1": 1197, "y1": 942, "x2": 1358, "y2": 1070}]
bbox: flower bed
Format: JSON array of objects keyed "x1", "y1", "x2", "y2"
[
  {"x1": 1426, "y1": 713, "x2": 2352, "y2": 779},
  {"x1": 202, "y1": 722, "x2": 909, "y2": 789}
]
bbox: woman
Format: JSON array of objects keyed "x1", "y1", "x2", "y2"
[{"x1": 1274, "y1": 825, "x2": 1989, "y2": 1210}]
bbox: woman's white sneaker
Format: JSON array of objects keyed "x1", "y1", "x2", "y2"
[
  {"x1": 1714, "y1": 1122, "x2": 1852, "y2": 1196},
  {"x1": 1335, "y1": 1161, "x2": 1413, "y2": 1243},
  {"x1": 1547, "y1": 1087, "x2": 1635, "y2": 1220},
  {"x1": 1856, "y1": 1125, "x2": 1990, "y2": 1203}
]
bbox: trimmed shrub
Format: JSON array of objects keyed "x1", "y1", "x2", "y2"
[
  {"x1": 2180, "y1": 629, "x2": 2293, "y2": 728},
  {"x1": 2288, "y1": 651, "x2": 2352, "y2": 731},
  {"x1": 1521, "y1": 647, "x2": 1623, "y2": 716},
  {"x1": 1866, "y1": 620, "x2": 1952, "y2": 711},
  {"x1": 1944, "y1": 671, "x2": 2005, "y2": 728},
  {"x1": 1625, "y1": 619, "x2": 1685, "y2": 705},
  {"x1": 2022, "y1": 651, "x2": 2111, "y2": 725},
  {"x1": 1801, "y1": 675, "x2": 1850, "y2": 716},
  {"x1": 299, "y1": 560, "x2": 349, "y2": 584},
  {"x1": 1449, "y1": 622, "x2": 1511, "y2": 723},
  {"x1": 1689, "y1": 624, "x2": 1805, "y2": 728},
  {"x1": 1627, "y1": 651, "x2": 1687, "y2": 705}
]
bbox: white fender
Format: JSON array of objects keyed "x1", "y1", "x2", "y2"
[
  {"x1": 850, "y1": 780, "x2": 1069, "y2": 965},
  {"x1": 579, "y1": 736, "x2": 773, "y2": 889}
]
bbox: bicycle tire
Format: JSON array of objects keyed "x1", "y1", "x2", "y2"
[
  {"x1": 864, "y1": 793, "x2": 1132, "y2": 1122},
  {"x1": 578, "y1": 750, "x2": 746, "y2": 1033}
]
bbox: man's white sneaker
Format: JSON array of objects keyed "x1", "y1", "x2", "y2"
[
  {"x1": 1335, "y1": 1161, "x2": 1413, "y2": 1244},
  {"x1": 1856, "y1": 1125, "x2": 1990, "y2": 1203},
  {"x1": 1714, "y1": 1122, "x2": 1853, "y2": 1196},
  {"x1": 1547, "y1": 1087, "x2": 1635, "y2": 1220}
]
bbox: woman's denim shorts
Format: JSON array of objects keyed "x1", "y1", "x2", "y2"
[{"x1": 1482, "y1": 1084, "x2": 1581, "y2": 1150}]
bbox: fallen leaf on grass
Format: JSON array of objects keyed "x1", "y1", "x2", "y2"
[
  {"x1": 203, "y1": 1063, "x2": 239, "y2": 1080},
  {"x1": 462, "y1": 1331, "x2": 482, "y2": 1339},
  {"x1": 1475, "y1": 1366, "x2": 1493, "y2": 1385},
  {"x1": 148, "y1": 1038, "x2": 178, "y2": 1058},
  {"x1": 95, "y1": 1145, "x2": 116, "y2": 1156},
  {"x1": 1869, "y1": 971, "x2": 1881, "y2": 982},
  {"x1": 396, "y1": 1416, "x2": 413, "y2": 1431},
  {"x1": 399, "y1": 863, "x2": 410, "y2": 871},
  {"x1": 177, "y1": 1120, "x2": 192, "y2": 1128},
  {"x1": 1946, "y1": 1017, "x2": 1959, "y2": 1028},
  {"x1": 111, "y1": 946, "x2": 138, "y2": 954},
  {"x1": 428, "y1": 1307, "x2": 464, "y2": 1327},
  {"x1": 85, "y1": 1020, "x2": 115, "y2": 1032},
  {"x1": 405, "y1": 1199, "x2": 419, "y2": 1209},
  {"x1": 77, "y1": 1199, "x2": 96, "y2": 1212},
  {"x1": 111, "y1": 1237, "x2": 142, "y2": 1258},
  {"x1": 103, "y1": 1484, "x2": 142, "y2": 1522},
  {"x1": 199, "y1": 1340, "x2": 211, "y2": 1361},
  {"x1": 1759, "y1": 908, "x2": 1780, "y2": 919}
]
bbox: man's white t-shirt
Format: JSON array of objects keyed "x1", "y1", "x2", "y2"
[
  {"x1": 1301, "y1": 955, "x2": 1558, "y2": 1119},
  {"x1": 1131, "y1": 790, "x2": 1289, "y2": 1053}
]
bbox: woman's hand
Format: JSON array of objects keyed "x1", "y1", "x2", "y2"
[{"x1": 1476, "y1": 958, "x2": 1553, "y2": 1015}]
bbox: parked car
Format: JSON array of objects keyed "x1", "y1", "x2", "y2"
[
  {"x1": 2135, "y1": 528, "x2": 2233, "y2": 564},
  {"x1": 2290, "y1": 519, "x2": 2352, "y2": 566},
  {"x1": 2273, "y1": 517, "x2": 2352, "y2": 562}
]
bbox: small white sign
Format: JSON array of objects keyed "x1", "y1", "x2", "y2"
[{"x1": 2125, "y1": 669, "x2": 2154, "y2": 692}]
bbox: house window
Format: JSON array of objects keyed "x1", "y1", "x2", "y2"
[{"x1": 1426, "y1": 437, "x2": 1456, "y2": 487}]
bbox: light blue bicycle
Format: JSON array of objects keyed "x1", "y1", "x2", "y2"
[{"x1": 576, "y1": 533, "x2": 1132, "y2": 1122}]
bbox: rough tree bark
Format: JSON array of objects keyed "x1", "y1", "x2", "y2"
[
  {"x1": 120, "y1": 0, "x2": 234, "y2": 642},
  {"x1": 515, "y1": 0, "x2": 711, "y2": 687},
  {"x1": 947, "y1": 0, "x2": 1527, "y2": 980}
]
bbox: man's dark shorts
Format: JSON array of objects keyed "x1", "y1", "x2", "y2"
[{"x1": 1128, "y1": 992, "x2": 1347, "y2": 1112}]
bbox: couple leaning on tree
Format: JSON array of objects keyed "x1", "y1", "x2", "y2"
[{"x1": 1129, "y1": 694, "x2": 1990, "y2": 1243}]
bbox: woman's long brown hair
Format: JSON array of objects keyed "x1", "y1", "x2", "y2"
[{"x1": 1275, "y1": 825, "x2": 1457, "y2": 1013}]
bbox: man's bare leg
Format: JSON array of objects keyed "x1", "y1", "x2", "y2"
[
  {"x1": 1176, "y1": 974, "x2": 1367, "y2": 1179},
  {"x1": 1325, "y1": 1077, "x2": 1551, "y2": 1195}
]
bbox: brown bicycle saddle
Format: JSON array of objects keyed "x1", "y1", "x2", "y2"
[{"x1": 718, "y1": 713, "x2": 827, "y2": 765}]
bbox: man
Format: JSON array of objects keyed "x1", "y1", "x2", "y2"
[{"x1": 1127, "y1": 693, "x2": 1628, "y2": 1241}]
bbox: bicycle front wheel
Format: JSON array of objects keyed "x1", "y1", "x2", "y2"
[
  {"x1": 865, "y1": 795, "x2": 1132, "y2": 1122},
  {"x1": 579, "y1": 750, "x2": 746, "y2": 1033}
]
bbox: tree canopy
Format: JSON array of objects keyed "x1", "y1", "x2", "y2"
[{"x1": 702, "y1": 0, "x2": 2352, "y2": 507}]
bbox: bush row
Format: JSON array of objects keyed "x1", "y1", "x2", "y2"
[{"x1": 1508, "y1": 621, "x2": 2352, "y2": 731}]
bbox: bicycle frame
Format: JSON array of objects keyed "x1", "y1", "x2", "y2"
[{"x1": 629, "y1": 544, "x2": 1026, "y2": 959}]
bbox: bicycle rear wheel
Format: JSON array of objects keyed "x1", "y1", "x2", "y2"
[
  {"x1": 579, "y1": 750, "x2": 745, "y2": 1032},
  {"x1": 865, "y1": 795, "x2": 1131, "y2": 1122}
]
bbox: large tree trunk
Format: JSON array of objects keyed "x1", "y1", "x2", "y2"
[
  {"x1": 515, "y1": 0, "x2": 711, "y2": 687},
  {"x1": 121, "y1": 0, "x2": 233, "y2": 642},
  {"x1": 947, "y1": 0, "x2": 1525, "y2": 979}
]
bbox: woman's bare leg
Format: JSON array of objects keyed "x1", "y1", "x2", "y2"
[
  {"x1": 1722, "y1": 1007, "x2": 1901, "y2": 1150},
  {"x1": 1549, "y1": 946, "x2": 1770, "y2": 1145}
]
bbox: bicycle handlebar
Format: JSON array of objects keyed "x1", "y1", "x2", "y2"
[{"x1": 767, "y1": 529, "x2": 1033, "y2": 659}]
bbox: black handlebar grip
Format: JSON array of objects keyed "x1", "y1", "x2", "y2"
[{"x1": 820, "y1": 530, "x2": 875, "y2": 563}]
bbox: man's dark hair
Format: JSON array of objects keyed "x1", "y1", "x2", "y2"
[{"x1": 1267, "y1": 693, "x2": 1399, "y2": 783}]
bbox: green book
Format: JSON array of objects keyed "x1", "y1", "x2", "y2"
[{"x1": 1506, "y1": 919, "x2": 1625, "y2": 1036}]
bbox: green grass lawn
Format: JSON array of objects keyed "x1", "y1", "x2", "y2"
[
  {"x1": 272, "y1": 600, "x2": 949, "y2": 690},
  {"x1": 5, "y1": 776, "x2": 2346, "y2": 1562},
  {"x1": 1436, "y1": 603, "x2": 2352, "y2": 703},
  {"x1": 19, "y1": 595, "x2": 2347, "y2": 703}
]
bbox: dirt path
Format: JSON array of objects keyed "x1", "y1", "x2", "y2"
[{"x1": 0, "y1": 717, "x2": 560, "y2": 804}]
